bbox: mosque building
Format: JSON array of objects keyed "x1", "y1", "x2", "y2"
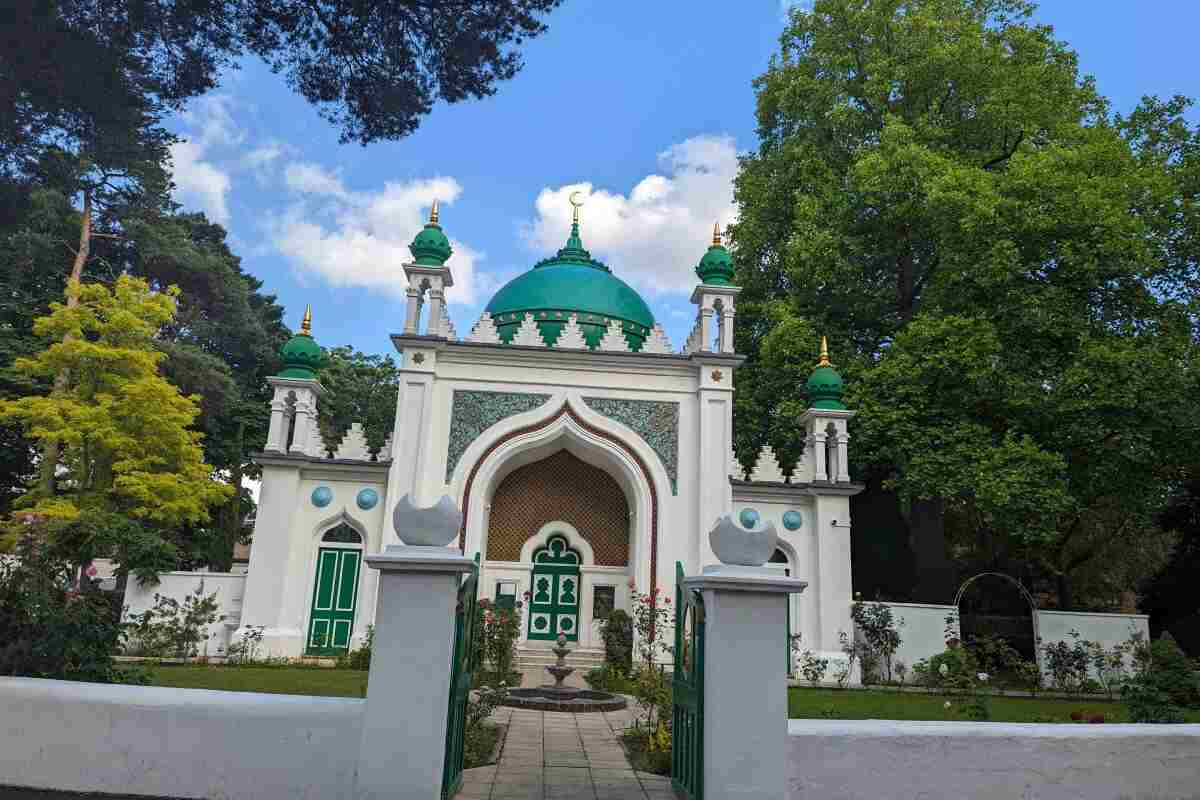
[{"x1": 237, "y1": 196, "x2": 861, "y2": 666}]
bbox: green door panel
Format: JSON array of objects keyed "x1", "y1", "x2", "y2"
[
  {"x1": 527, "y1": 534, "x2": 581, "y2": 642},
  {"x1": 306, "y1": 548, "x2": 361, "y2": 655}
]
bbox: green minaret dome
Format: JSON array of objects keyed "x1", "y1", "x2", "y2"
[
  {"x1": 484, "y1": 199, "x2": 654, "y2": 350},
  {"x1": 409, "y1": 200, "x2": 453, "y2": 266},
  {"x1": 806, "y1": 336, "x2": 846, "y2": 410},
  {"x1": 695, "y1": 222, "x2": 735, "y2": 285},
  {"x1": 278, "y1": 305, "x2": 326, "y2": 379}
]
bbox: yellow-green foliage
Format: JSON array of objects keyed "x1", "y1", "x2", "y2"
[{"x1": 0, "y1": 276, "x2": 233, "y2": 524}]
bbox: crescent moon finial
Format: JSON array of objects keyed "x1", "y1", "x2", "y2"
[{"x1": 568, "y1": 190, "x2": 584, "y2": 225}]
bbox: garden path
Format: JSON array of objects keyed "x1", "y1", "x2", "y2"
[{"x1": 459, "y1": 705, "x2": 673, "y2": 800}]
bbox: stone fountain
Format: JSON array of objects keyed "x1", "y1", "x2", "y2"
[{"x1": 501, "y1": 634, "x2": 626, "y2": 713}]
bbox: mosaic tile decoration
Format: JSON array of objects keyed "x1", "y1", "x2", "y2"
[
  {"x1": 582, "y1": 397, "x2": 679, "y2": 494},
  {"x1": 445, "y1": 389, "x2": 550, "y2": 482}
]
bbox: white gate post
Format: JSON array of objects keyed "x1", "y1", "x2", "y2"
[
  {"x1": 682, "y1": 564, "x2": 806, "y2": 800},
  {"x1": 354, "y1": 545, "x2": 475, "y2": 800}
]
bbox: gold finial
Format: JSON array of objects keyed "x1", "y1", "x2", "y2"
[
  {"x1": 569, "y1": 190, "x2": 584, "y2": 225},
  {"x1": 429, "y1": 199, "x2": 440, "y2": 225},
  {"x1": 713, "y1": 221, "x2": 722, "y2": 247},
  {"x1": 300, "y1": 304, "x2": 312, "y2": 336},
  {"x1": 817, "y1": 335, "x2": 831, "y2": 367}
]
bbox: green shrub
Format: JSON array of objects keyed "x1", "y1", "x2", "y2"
[
  {"x1": 1123, "y1": 635, "x2": 1200, "y2": 722},
  {"x1": 585, "y1": 663, "x2": 635, "y2": 693},
  {"x1": 124, "y1": 585, "x2": 222, "y2": 658},
  {"x1": 474, "y1": 599, "x2": 521, "y2": 679},
  {"x1": 336, "y1": 625, "x2": 374, "y2": 670},
  {"x1": 601, "y1": 608, "x2": 633, "y2": 671},
  {"x1": 0, "y1": 536, "x2": 129, "y2": 682}
]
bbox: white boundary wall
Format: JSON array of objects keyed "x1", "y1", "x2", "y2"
[
  {"x1": 0, "y1": 677, "x2": 363, "y2": 799},
  {"x1": 879, "y1": 603, "x2": 1150, "y2": 670},
  {"x1": 787, "y1": 719, "x2": 1200, "y2": 800},
  {"x1": 123, "y1": 572, "x2": 246, "y2": 655}
]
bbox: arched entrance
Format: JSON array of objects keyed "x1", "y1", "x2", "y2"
[
  {"x1": 528, "y1": 534, "x2": 583, "y2": 641},
  {"x1": 305, "y1": 522, "x2": 363, "y2": 656},
  {"x1": 955, "y1": 572, "x2": 1039, "y2": 664}
]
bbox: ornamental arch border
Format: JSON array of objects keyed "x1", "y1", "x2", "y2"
[
  {"x1": 953, "y1": 571, "x2": 1042, "y2": 667},
  {"x1": 452, "y1": 394, "x2": 667, "y2": 596}
]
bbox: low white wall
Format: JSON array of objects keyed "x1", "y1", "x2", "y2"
[
  {"x1": 1036, "y1": 609, "x2": 1149, "y2": 652},
  {"x1": 0, "y1": 677, "x2": 363, "y2": 799},
  {"x1": 787, "y1": 719, "x2": 1200, "y2": 800},
  {"x1": 123, "y1": 572, "x2": 246, "y2": 656},
  {"x1": 877, "y1": 602, "x2": 957, "y2": 674}
]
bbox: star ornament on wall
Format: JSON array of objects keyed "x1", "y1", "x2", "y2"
[
  {"x1": 412, "y1": 352, "x2": 425, "y2": 364},
  {"x1": 711, "y1": 369, "x2": 723, "y2": 382}
]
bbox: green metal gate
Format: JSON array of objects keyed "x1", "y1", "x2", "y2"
[
  {"x1": 671, "y1": 561, "x2": 704, "y2": 800},
  {"x1": 442, "y1": 554, "x2": 480, "y2": 800},
  {"x1": 526, "y1": 534, "x2": 581, "y2": 642}
]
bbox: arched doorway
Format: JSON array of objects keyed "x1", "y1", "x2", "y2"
[
  {"x1": 305, "y1": 522, "x2": 363, "y2": 656},
  {"x1": 955, "y1": 572, "x2": 1038, "y2": 665},
  {"x1": 528, "y1": 534, "x2": 582, "y2": 642}
]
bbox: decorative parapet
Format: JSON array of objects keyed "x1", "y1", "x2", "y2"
[
  {"x1": 729, "y1": 442, "x2": 743, "y2": 480},
  {"x1": 439, "y1": 304, "x2": 458, "y2": 341},
  {"x1": 465, "y1": 312, "x2": 501, "y2": 344},
  {"x1": 683, "y1": 315, "x2": 704, "y2": 355},
  {"x1": 445, "y1": 390, "x2": 551, "y2": 481},
  {"x1": 750, "y1": 444, "x2": 786, "y2": 483},
  {"x1": 334, "y1": 422, "x2": 371, "y2": 461},
  {"x1": 511, "y1": 313, "x2": 545, "y2": 347},
  {"x1": 597, "y1": 318, "x2": 631, "y2": 352},
  {"x1": 582, "y1": 397, "x2": 678, "y2": 493},
  {"x1": 378, "y1": 432, "x2": 393, "y2": 462},
  {"x1": 554, "y1": 314, "x2": 589, "y2": 349},
  {"x1": 641, "y1": 323, "x2": 673, "y2": 354}
]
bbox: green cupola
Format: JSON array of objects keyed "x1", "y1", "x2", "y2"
[
  {"x1": 484, "y1": 193, "x2": 655, "y2": 350},
  {"x1": 409, "y1": 200, "x2": 452, "y2": 266},
  {"x1": 278, "y1": 305, "x2": 326, "y2": 379},
  {"x1": 806, "y1": 336, "x2": 846, "y2": 410},
  {"x1": 695, "y1": 222, "x2": 735, "y2": 285}
]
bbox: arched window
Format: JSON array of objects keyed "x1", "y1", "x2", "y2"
[{"x1": 321, "y1": 523, "x2": 363, "y2": 545}]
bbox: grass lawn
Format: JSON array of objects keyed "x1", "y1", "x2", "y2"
[
  {"x1": 137, "y1": 665, "x2": 369, "y2": 698},
  {"x1": 788, "y1": 686, "x2": 1200, "y2": 724}
]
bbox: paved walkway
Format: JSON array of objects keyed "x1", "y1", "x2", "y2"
[{"x1": 459, "y1": 705, "x2": 674, "y2": 799}]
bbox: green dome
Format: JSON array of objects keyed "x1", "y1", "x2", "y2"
[
  {"x1": 484, "y1": 221, "x2": 655, "y2": 350},
  {"x1": 277, "y1": 306, "x2": 326, "y2": 379},
  {"x1": 695, "y1": 224, "x2": 735, "y2": 285},
  {"x1": 409, "y1": 202, "x2": 452, "y2": 266},
  {"x1": 806, "y1": 337, "x2": 846, "y2": 410}
]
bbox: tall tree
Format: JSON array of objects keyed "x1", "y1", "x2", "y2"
[
  {"x1": 731, "y1": 0, "x2": 1200, "y2": 608},
  {"x1": 0, "y1": 275, "x2": 232, "y2": 528}
]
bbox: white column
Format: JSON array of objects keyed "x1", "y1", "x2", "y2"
[
  {"x1": 812, "y1": 495, "x2": 854, "y2": 666},
  {"x1": 699, "y1": 307, "x2": 715, "y2": 352},
  {"x1": 265, "y1": 396, "x2": 287, "y2": 452},
  {"x1": 720, "y1": 307, "x2": 736, "y2": 353},
  {"x1": 404, "y1": 287, "x2": 421, "y2": 334},
  {"x1": 696, "y1": 368, "x2": 734, "y2": 569},
  {"x1": 683, "y1": 565, "x2": 806, "y2": 799},
  {"x1": 355, "y1": 546, "x2": 475, "y2": 800},
  {"x1": 236, "y1": 463, "x2": 303, "y2": 655},
  {"x1": 427, "y1": 288, "x2": 445, "y2": 337},
  {"x1": 812, "y1": 431, "x2": 828, "y2": 481},
  {"x1": 289, "y1": 398, "x2": 313, "y2": 455},
  {"x1": 384, "y1": 372, "x2": 435, "y2": 545},
  {"x1": 835, "y1": 431, "x2": 851, "y2": 483}
]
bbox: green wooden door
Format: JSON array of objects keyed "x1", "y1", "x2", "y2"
[
  {"x1": 306, "y1": 547, "x2": 361, "y2": 655},
  {"x1": 527, "y1": 534, "x2": 581, "y2": 642}
]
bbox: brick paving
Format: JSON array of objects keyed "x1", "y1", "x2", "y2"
[{"x1": 459, "y1": 705, "x2": 674, "y2": 800}]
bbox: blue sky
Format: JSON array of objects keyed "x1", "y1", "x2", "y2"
[{"x1": 166, "y1": 1, "x2": 1200, "y2": 357}]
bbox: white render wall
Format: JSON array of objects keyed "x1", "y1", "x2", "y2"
[
  {"x1": 878, "y1": 602, "x2": 1149, "y2": 673},
  {"x1": 0, "y1": 677, "x2": 363, "y2": 800},
  {"x1": 786, "y1": 719, "x2": 1200, "y2": 800},
  {"x1": 122, "y1": 572, "x2": 246, "y2": 655}
]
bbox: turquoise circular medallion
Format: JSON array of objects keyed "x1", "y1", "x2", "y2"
[
  {"x1": 311, "y1": 486, "x2": 333, "y2": 508},
  {"x1": 738, "y1": 507, "x2": 760, "y2": 529},
  {"x1": 356, "y1": 488, "x2": 379, "y2": 510},
  {"x1": 782, "y1": 510, "x2": 803, "y2": 531}
]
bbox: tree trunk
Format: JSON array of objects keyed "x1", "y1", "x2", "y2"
[
  {"x1": 1056, "y1": 573, "x2": 1074, "y2": 612},
  {"x1": 37, "y1": 189, "x2": 92, "y2": 497}
]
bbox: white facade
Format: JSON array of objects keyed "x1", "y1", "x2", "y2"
[{"x1": 231, "y1": 245, "x2": 864, "y2": 667}]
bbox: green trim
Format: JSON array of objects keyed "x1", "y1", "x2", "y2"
[{"x1": 672, "y1": 561, "x2": 705, "y2": 800}]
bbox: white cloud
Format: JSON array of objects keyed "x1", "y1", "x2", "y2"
[
  {"x1": 169, "y1": 140, "x2": 231, "y2": 224},
  {"x1": 180, "y1": 94, "x2": 245, "y2": 149},
  {"x1": 269, "y1": 170, "x2": 487, "y2": 305},
  {"x1": 524, "y1": 134, "x2": 740, "y2": 295}
]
